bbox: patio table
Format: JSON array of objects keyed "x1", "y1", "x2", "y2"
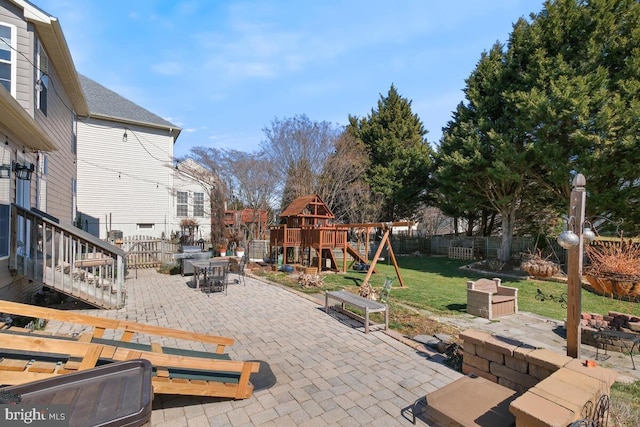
[
  {"x1": 189, "y1": 259, "x2": 231, "y2": 290},
  {"x1": 593, "y1": 328, "x2": 640, "y2": 369}
]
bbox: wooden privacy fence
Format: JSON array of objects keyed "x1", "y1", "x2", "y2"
[{"x1": 120, "y1": 236, "x2": 180, "y2": 269}]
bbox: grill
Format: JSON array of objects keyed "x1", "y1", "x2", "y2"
[{"x1": 174, "y1": 245, "x2": 210, "y2": 275}]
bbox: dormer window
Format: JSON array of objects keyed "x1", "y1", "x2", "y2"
[{"x1": 0, "y1": 23, "x2": 16, "y2": 96}]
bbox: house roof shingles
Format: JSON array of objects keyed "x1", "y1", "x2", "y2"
[{"x1": 78, "y1": 74, "x2": 180, "y2": 132}]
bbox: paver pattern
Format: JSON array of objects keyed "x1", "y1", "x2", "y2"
[
  {"x1": 44, "y1": 268, "x2": 639, "y2": 426},
  {"x1": 46, "y1": 269, "x2": 461, "y2": 426}
]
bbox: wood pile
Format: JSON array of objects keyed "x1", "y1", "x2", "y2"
[{"x1": 298, "y1": 273, "x2": 324, "y2": 288}]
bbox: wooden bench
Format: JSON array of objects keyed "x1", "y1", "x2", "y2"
[
  {"x1": 325, "y1": 290, "x2": 388, "y2": 333},
  {"x1": 466, "y1": 277, "x2": 518, "y2": 320}
]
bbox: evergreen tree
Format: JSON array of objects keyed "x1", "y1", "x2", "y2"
[
  {"x1": 347, "y1": 85, "x2": 433, "y2": 221},
  {"x1": 511, "y1": 0, "x2": 640, "y2": 231},
  {"x1": 436, "y1": 0, "x2": 640, "y2": 262}
]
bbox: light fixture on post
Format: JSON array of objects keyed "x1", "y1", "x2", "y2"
[
  {"x1": 582, "y1": 220, "x2": 597, "y2": 244},
  {"x1": 559, "y1": 173, "x2": 587, "y2": 360},
  {"x1": 557, "y1": 216, "x2": 580, "y2": 249},
  {"x1": 13, "y1": 162, "x2": 34, "y2": 180}
]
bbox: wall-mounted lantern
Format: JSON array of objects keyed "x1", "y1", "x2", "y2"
[
  {"x1": 13, "y1": 162, "x2": 34, "y2": 180},
  {"x1": 1, "y1": 137, "x2": 9, "y2": 178},
  {"x1": 0, "y1": 164, "x2": 10, "y2": 179}
]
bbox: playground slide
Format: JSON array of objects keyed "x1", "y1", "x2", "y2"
[{"x1": 346, "y1": 243, "x2": 368, "y2": 264}]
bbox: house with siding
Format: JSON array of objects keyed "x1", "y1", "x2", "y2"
[
  {"x1": 76, "y1": 75, "x2": 183, "y2": 240},
  {"x1": 173, "y1": 158, "x2": 212, "y2": 243},
  {"x1": 0, "y1": 0, "x2": 89, "y2": 302}
]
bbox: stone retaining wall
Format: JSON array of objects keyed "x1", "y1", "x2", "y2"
[
  {"x1": 461, "y1": 329, "x2": 618, "y2": 427},
  {"x1": 461, "y1": 329, "x2": 572, "y2": 394}
]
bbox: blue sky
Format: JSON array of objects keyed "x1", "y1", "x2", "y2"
[{"x1": 36, "y1": 0, "x2": 544, "y2": 158}]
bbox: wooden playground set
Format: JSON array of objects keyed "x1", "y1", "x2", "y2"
[{"x1": 268, "y1": 194, "x2": 412, "y2": 287}]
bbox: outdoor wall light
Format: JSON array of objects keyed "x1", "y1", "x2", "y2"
[
  {"x1": 13, "y1": 162, "x2": 34, "y2": 180},
  {"x1": 1, "y1": 137, "x2": 9, "y2": 178},
  {"x1": 0, "y1": 164, "x2": 10, "y2": 179}
]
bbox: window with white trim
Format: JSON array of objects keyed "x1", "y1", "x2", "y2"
[
  {"x1": 0, "y1": 23, "x2": 16, "y2": 96},
  {"x1": 194, "y1": 192, "x2": 204, "y2": 217},
  {"x1": 177, "y1": 191, "x2": 188, "y2": 217},
  {"x1": 36, "y1": 39, "x2": 48, "y2": 115}
]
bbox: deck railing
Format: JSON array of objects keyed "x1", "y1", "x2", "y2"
[
  {"x1": 271, "y1": 226, "x2": 347, "y2": 248},
  {"x1": 10, "y1": 204, "x2": 125, "y2": 309}
]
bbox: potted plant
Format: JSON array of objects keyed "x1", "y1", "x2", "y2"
[
  {"x1": 215, "y1": 239, "x2": 228, "y2": 257},
  {"x1": 235, "y1": 245, "x2": 245, "y2": 258},
  {"x1": 584, "y1": 235, "x2": 640, "y2": 299},
  {"x1": 520, "y1": 250, "x2": 560, "y2": 278}
]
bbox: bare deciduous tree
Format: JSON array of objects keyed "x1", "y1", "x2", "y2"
[
  {"x1": 317, "y1": 132, "x2": 380, "y2": 223},
  {"x1": 260, "y1": 114, "x2": 341, "y2": 209},
  {"x1": 187, "y1": 147, "x2": 279, "y2": 242},
  {"x1": 182, "y1": 148, "x2": 228, "y2": 246}
]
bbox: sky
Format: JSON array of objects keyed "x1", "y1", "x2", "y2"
[{"x1": 35, "y1": 0, "x2": 545, "y2": 158}]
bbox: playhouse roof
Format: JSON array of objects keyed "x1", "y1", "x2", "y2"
[{"x1": 280, "y1": 195, "x2": 334, "y2": 219}]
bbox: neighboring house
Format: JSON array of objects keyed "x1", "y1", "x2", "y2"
[
  {"x1": 76, "y1": 74, "x2": 182, "y2": 240},
  {"x1": 225, "y1": 208, "x2": 269, "y2": 240},
  {"x1": 173, "y1": 158, "x2": 212, "y2": 243},
  {"x1": 0, "y1": 0, "x2": 88, "y2": 302}
]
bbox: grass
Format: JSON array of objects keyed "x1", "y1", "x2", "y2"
[
  {"x1": 255, "y1": 255, "x2": 639, "y2": 322},
  {"x1": 611, "y1": 381, "x2": 640, "y2": 426},
  {"x1": 316, "y1": 256, "x2": 640, "y2": 320}
]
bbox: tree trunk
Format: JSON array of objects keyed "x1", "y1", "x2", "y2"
[{"x1": 499, "y1": 207, "x2": 516, "y2": 262}]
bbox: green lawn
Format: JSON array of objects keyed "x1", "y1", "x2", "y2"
[
  {"x1": 290, "y1": 256, "x2": 639, "y2": 320},
  {"x1": 257, "y1": 255, "x2": 639, "y2": 423}
]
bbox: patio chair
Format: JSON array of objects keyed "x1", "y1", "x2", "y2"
[
  {"x1": 204, "y1": 262, "x2": 229, "y2": 295},
  {"x1": 466, "y1": 277, "x2": 518, "y2": 320},
  {"x1": 231, "y1": 256, "x2": 247, "y2": 286}
]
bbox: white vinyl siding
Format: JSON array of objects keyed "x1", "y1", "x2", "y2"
[
  {"x1": 76, "y1": 119, "x2": 174, "y2": 238},
  {"x1": 0, "y1": 22, "x2": 16, "y2": 96}
]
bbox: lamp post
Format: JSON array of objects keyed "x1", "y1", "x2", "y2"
[{"x1": 563, "y1": 173, "x2": 586, "y2": 358}]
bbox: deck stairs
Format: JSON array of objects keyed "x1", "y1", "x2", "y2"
[{"x1": 9, "y1": 204, "x2": 125, "y2": 309}]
